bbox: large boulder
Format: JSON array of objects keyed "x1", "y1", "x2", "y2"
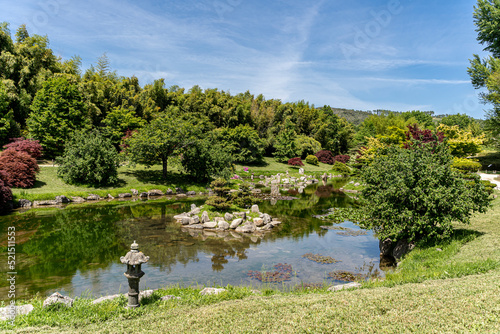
[
  {"x1": 253, "y1": 218, "x2": 265, "y2": 227},
  {"x1": 261, "y1": 213, "x2": 271, "y2": 224},
  {"x1": 131, "y1": 189, "x2": 139, "y2": 196},
  {"x1": 218, "y1": 221, "x2": 230, "y2": 230},
  {"x1": 118, "y1": 193, "x2": 132, "y2": 198},
  {"x1": 203, "y1": 221, "x2": 218, "y2": 229},
  {"x1": 379, "y1": 238, "x2": 393, "y2": 257},
  {"x1": 392, "y1": 239, "x2": 415, "y2": 261},
  {"x1": 251, "y1": 204, "x2": 259, "y2": 213},
  {"x1": 43, "y1": 292, "x2": 74, "y2": 308},
  {"x1": 235, "y1": 223, "x2": 256, "y2": 233},
  {"x1": 201, "y1": 211, "x2": 210, "y2": 224},
  {"x1": 186, "y1": 191, "x2": 196, "y2": 196},
  {"x1": 224, "y1": 212, "x2": 234, "y2": 222},
  {"x1": 148, "y1": 189, "x2": 164, "y2": 196},
  {"x1": 87, "y1": 194, "x2": 100, "y2": 201},
  {"x1": 18, "y1": 199, "x2": 32, "y2": 208},
  {"x1": 55, "y1": 195, "x2": 70, "y2": 204},
  {"x1": 33, "y1": 200, "x2": 57, "y2": 206},
  {"x1": 230, "y1": 218, "x2": 243, "y2": 229},
  {"x1": 190, "y1": 216, "x2": 200, "y2": 225}
]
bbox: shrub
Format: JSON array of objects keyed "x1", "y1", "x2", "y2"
[
  {"x1": 451, "y1": 158, "x2": 482, "y2": 173},
  {"x1": 332, "y1": 161, "x2": 351, "y2": 176},
  {"x1": 181, "y1": 137, "x2": 233, "y2": 181},
  {"x1": 305, "y1": 155, "x2": 319, "y2": 166},
  {"x1": 296, "y1": 135, "x2": 322, "y2": 159},
  {"x1": 288, "y1": 157, "x2": 304, "y2": 166},
  {"x1": 334, "y1": 155, "x2": 350, "y2": 164},
  {"x1": 315, "y1": 150, "x2": 335, "y2": 164},
  {"x1": 0, "y1": 170, "x2": 12, "y2": 212},
  {"x1": 0, "y1": 148, "x2": 39, "y2": 188},
  {"x1": 3, "y1": 137, "x2": 43, "y2": 159},
  {"x1": 57, "y1": 130, "x2": 119, "y2": 186},
  {"x1": 206, "y1": 178, "x2": 232, "y2": 210}
]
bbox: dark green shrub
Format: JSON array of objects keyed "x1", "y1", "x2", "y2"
[
  {"x1": 332, "y1": 161, "x2": 351, "y2": 176},
  {"x1": 305, "y1": 155, "x2": 319, "y2": 166},
  {"x1": 57, "y1": 130, "x2": 119, "y2": 185},
  {"x1": 182, "y1": 137, "x2": 233, "y2": 181}
]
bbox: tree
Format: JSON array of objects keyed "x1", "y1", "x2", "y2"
[
  {"x1": 295, "y1": 135, "x2": 322, "y2": 159},
  {"x1": 27, "y1": 76, "x2": 90, "y2": 158},
  {"x1": 437, "y1": 124, "x2": 485, "y2": 157},
  {"x1": 0, "y1": 148, "x2": 39, "y2": 188},
  {"x1": 214, "y1": 125, "x2": 265, "y2": 164},
  {"x1": 3, "y1": 137, "x2": 43, "y2": 158},
  {"x1": 273, "y1": 119, "x2": 298, "y2": 163},
  {"x1": 57, "y1": 130, "x2": 119, "y2": 185},
  {"x1": 124, "y1": 108, "x2": 200, "y2": 178},
  {"x1": 360, "y1": 140, "x2": 490, "y2": 243}
]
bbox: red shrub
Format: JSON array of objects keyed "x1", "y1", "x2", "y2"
[
  {"x1": 3, "y1": 137, "x2": 43, "y2": 159},
  {"x1": 0, "y1": 170, "x2": 12, "y2": 212},
  {"x1": 334, "y1": 155, "x2": 350, "y2": 164},
  {"x1": 404, "y1": 124, "x2": 444, "y2": 149},
  {"x1": 0, "y1": 148, "x2": 39, "y2": 188},
  {"x1": 315, "y1": 150, "x2": 335, "y2": 164},
  {"x1": 288, "y1": 157, "x2": 304, "y2": 166}
]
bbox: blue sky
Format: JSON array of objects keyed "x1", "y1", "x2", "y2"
[{"x1": 1, "y1": 0, "x2": 490, "y2": 118}]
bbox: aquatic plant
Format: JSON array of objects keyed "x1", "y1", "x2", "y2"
[
  {"x1": 247, "y1": 263, "x2": 293, "y2": 283},
  {"x1": 302, "y1": 253, "x2": 340, "y2": 264},
  {"x1": 327, "y1": 270, "x2": 364, "y2": 282},
  {"x1": 320, "y1": 226, "x2": 367, "y2": 237}
]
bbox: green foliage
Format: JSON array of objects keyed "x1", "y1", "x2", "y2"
[
  {"x1": 57, "y1": 130, "x2": 119, "y2": 185},
  {"x1": 230, "y1": 182, "x2": 261, "y2": 208},
  {"x1": 214, "y1": 125, "x2": 265, "y2": 164},
  {"x1": 27, "y1": 77, "x2": 90, "y2": 158},
  {"x1": 205, "y1": 178, "x2": 231, "y2": 210},
  {"x1": 451, "y1": 157, "x2": 482, "y2": 173},
  {"x1": 360, "y1": 141, "x2": 490, "y2": 242},
  {"x1": 295, "y1": 135, "x2": 322, "y2": 159},
  {"x1": 181, "y1": 137, "x2": 234, "y2": 181},
  {"x1": 331, "y1": 161, "x2": 351, "y2": 176},
  {"x1": 305, "y1": 154, "x2": 319, "y2": 166},
  {"x1": 326, "y1": 207, "x2": 369, "y2": 224},
  {"x1": 312, "y1": 106, "x2": 354, "y2": 154},
  {"x1": 273, "y1": 119, "x2": 298, "y2": 163},
  {"x1": 438, "y1": 124, "x2": 485, "y2": 157},
  {"x1": 102, "y1": 106, "x2": 145, "y2": 145}
]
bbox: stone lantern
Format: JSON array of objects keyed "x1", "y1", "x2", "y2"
[{"x1": 120, "y1": 240, "x2": 149, "y2": 308}]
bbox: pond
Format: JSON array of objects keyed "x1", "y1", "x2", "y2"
[{"x1": 0, "y1": 179, "x2": 385, "y2": 300}]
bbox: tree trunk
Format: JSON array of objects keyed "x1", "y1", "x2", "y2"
[{"x1": 162, "y1": 156, "x2": 168, "y2": 179}]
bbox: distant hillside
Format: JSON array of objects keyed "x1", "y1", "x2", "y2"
[{"x1": 329, "y1": 108, "x2": 373, "y2": 126}]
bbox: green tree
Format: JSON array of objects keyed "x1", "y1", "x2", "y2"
[
  {"x1": 27, "y1": 76, "x2": 90, "y2": 158},
  {"x1": 273, "y1": 119, "x2": 298, "y2": 163},
  {"x1": 57, "y1": 130, "x2": 119, "y2": 185},
  {"x1": 360, "y1": 141, "x2": 490, "y2": 242},
  {"x1": 295, "y1": 135, "x2": 322, "y2": 159},
  {"x1": 124, "y1": 108, "x2": 200, "y2": 178},
  {"x1": 214, "y1": 125, "x2": 265, "y2": 164}
]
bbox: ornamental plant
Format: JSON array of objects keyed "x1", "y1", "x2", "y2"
[
  {"x1": 3, "y1": 137, "x2": 43, "y2": 159},
  {"x1": 332, "y1": 161, "x2": 351, "y2": 177},
  {"x1": 315, "y1": 150, "x2": 335, "y2": 164},
  {"x1": 288, "y1": 157, "x2": 304, "y2": 166},
  {"x1": 305, "y1": 155, "x2": 319, "y2": 166},
  {"x1": 0, "y1": 148, "x2": 39, "y2": 188},
  {"x1": 0, "y1": 170, "x2": 13, "y2": 213},
  {"x1": 333, "y1": 155, "x2": 350, "y2": 164}
]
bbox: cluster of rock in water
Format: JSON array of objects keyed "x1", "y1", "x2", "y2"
[
  {"x1": 18, "y1": 188, "x2": 199, "y2": 209},
  {"x1": 173, "y1": 204, "x2": 281, "y2": 235}
]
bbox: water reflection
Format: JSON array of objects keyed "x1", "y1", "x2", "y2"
[{"x1": 0, "y1": 179, "x2": 383, "y2": 300}]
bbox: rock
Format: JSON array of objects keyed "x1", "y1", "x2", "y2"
[
  {"x1": 118, "y1": 193, "x2": 132, "y2": 198},
  {"x1": 299, "y1": 168, "x2": 304, "y2": 175},
  {"x1": 92, "y1": 294, "x2": 121, "y2": 304},
  {"x1": 0, "y1": 304, "x2": 34, "y2": 321},
  {"x1": 148, "y1": 189, "x2": 164, "y2": 196},
  {"x1": 190, "y1": 216, "x2": 200, "y2": 225},
  {"x1": 107, "y1": 194, "x2": 115, "y2": 199},
  {"x1": 251, "y1": 204, "x2": 259, "y2": 213},
  {"x1": 165, "y1": 188, "x2": 174, "y2": 195},
  {"x1": 234, "y1": 212, "x2": 247, "y2": 220},
  {"x1": 138, "y1": 289, "x2": 154, "y2": 301},
  {"x1": 203, "y1": 221, "x2": 218, "y2": 229},
  {"x1": 139, "y1": 192, "x2": 148, "y2": 198},
  {"x1": 185, "y1": 224, "x2": 204, "y2": 229},
  {"x1": 261, "y1": 223, "x2": 273, "y2": 231},
  {"x1": 230, "y1": 218, "x2": 243, "y2": 229},
  {"x1": 33, "y1": 200, "x2": 57, "y2": 206},
  {"x1": 379, "y1": 238, "x2": 393, "y2": 257},
  {"x1": 71, "y1": 196, "x2": 86, "y2": 203},
  {"x1": 327, "y1": 282, "x2": 362, "y2": 292},
  {"x1": 18, "y1": 199, "x2": 32, "y2": 208},
  {"x1": 191, "y1": 204, "x2": 197, "y2": 211},
  {"x1": 235, "y1": 224, "x2": 256, "y2": 233},
  {"x1": 259, "y1": 175, "x2": 265, "y2": 179},
  {"x1": 298, "y1": 187, "x2": 304, "y2": 194},
  {"x1": 176, "y1": 187, "x2": 185, "y2": 194},
  {"x1": 251, "y1": 189, "x2": 262, "y2": 194},
  {"x1": 218, "y1": 221, "x2": 230, "y2": 230},
  {"x1": 186, "y1": 191, "x2": 196, "y2": 196},
  {"x1": 181, "y1": 217, "x2": 191, "y2": 225},
  {"x1": 161, "y1": 295, "x2": 181, "y2": 301},
  {"x1": 55, "y1": 195, "x2": 70, "y2": 204},
  {"x1": 199, "y1": 288, "x2": 226, "y2": 296},
  {"x1": 43, "y1": 292, "x2": 74, "y2": 308},
  {"x1": 253, "y1": 218, "x2": 265, "y2": 227},
  {"x1": 174, "y1": 213, "x2": 189, "y2": 220},
  {"x1": 224, "y1": 212, "x2": 234, "y2": 222},
  {"x1": 251, "y1": 290, "x2": 262, "y2": 295},
  {"x1": 131, "y1": 189, "x2": 139, "y2": 196},
  {"x1": 262, "y1": 213, "x2": 271, "y2": 224},
  {"x1": 87, "y1": 194, "x2": 100, "y2": 201},
  {"x1": 392, "y1": 239, "x2": 415, "y2": 261},
  {"x1": 270, "y1": 220, "x2": 282, "y2": 227},
  {"x1": 190, "y1": 207, "x2": 201, "y2": 215},
  {"x1": 176, "y1": 194, "x2": 187, "y2": 198},
  {"x1": 201, "y1": 211, "x2": 210, "y2": 224}
]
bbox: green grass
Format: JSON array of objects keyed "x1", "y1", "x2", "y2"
[{"x1": 234, "y1": 157, "x2": 333, "y2": 175}]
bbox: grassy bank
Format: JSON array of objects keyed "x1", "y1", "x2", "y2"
[
  {"x1": 12, "y1": 157, "x2": 334, "y2": 202},
  {"x1": 3, "y1": 193, "x2": 500, "y2": 332}
]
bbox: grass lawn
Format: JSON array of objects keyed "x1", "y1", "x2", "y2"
[{"x1": 3, "y1": 193, "x2": 500, "y2": 333}]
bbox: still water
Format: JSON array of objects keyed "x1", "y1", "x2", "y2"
[{"x1": 0, "y1": 180, "x2": 383, "y2": 300}]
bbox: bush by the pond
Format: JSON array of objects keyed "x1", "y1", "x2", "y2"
[
  {"x1": 305, "y1": 155, "x2": 319, "y2": 166},
  {"x1": 331, "y1": 161, "x2": 351, "y2": 176},
  {"x1": 0, "y1": 148, "x2": 39, "y2": 188},
  {"x1": 287, "y1": 157, "x2": 304, "y2": 166},
  {"x1": 333, "y1": 154, "x2": 350, "y2": 164},
  {"x1": 57, "y1": 130, "x2": 119, "y2": 186},
  {"x1": 3, "y1": 137, "x2": 43, "y2": 159},
  {"x1": 315, "y1": 150, "x2": 334, "y2": 164}
]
